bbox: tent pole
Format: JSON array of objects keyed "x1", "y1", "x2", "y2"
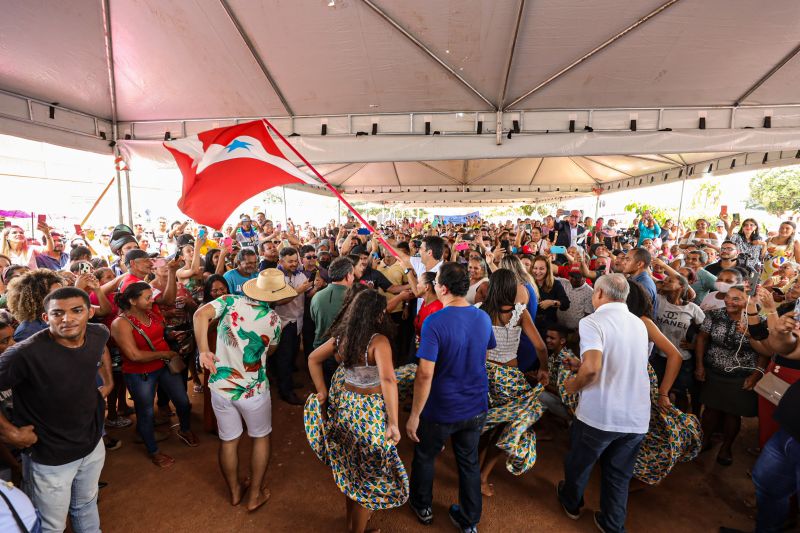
[
  {"x1": 115, "y1": 165, "x2": 123, "y2": 224},
  {"x1": 282, "y1": 187, "x2": 288, "y2": 224},
  {"x1": 675, "y1": 166, "x2": 689, "y2": 231},
  {"x1": 338, "y1": 200, "x2": 341, "y2": 225},
  {"x1": 81, "y1": 176, "x2": 116, "y2": 227},
  {"x1": 594, "y1": 194, "x2": 601, "y2": 220},
  {"x1": 124, "y1": 167, "x2": 133, "y2": 226}
]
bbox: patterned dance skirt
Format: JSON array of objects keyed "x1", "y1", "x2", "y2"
[
  {"x1": 304, "y1": 367, "x2": 409, "y2": 510},
  {"x1": 557, "y1": 362, "x2": 702, "y2": 485},
  {"x1": 484, "y1": 362, "x2": 545, "y2": 475}
]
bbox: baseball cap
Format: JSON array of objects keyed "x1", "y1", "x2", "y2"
[
  {"x1": 521, "y1": 245, "x2": 534, "y2": 255},
  {"x1": 124, "y1": 249, "x2": 157, "y2": 265}
]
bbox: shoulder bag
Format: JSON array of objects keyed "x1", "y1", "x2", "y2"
[
  {"x1": 754, "y1": 370, "x2": 789, "y2": 406},
  {"x1": 122, "y1": 315, "x2": 186, "y2": 375}
]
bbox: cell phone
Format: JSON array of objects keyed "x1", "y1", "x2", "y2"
[
  {"x1": 500, "y1": 239, "x2": 510, "y2": 251},
  {"x1": 77, "y1": 262, "x2": 92, "y2": 274},
  {"x1": 37, "y1": 214, "x2": 46, "y2": 225},
  {"x1": 511, "y1": 246, "x2": 519, "y2": 254},
  {"x1": 732, "y1": 213, "x2": 741, "y2": 225},
  {"x1": 455, "y1": 242, "x2": 469, "y2": 252},
  {"x1": 281, "y1": 239, "x2": 290, "y2": 248},
  {"x1": 223, "y1": 236, "x2": 233, "y2": 251},
  {"x1": 550, "y1": 245, "x2": 567, "y2": 254},
  {"x1": 720, "y1": 205, "x2": 728, "y2": 216},
  {"x1": 357, "y1": 228, "x2": 371, "y2": 235},
  {"x1": 794, "y1": 297, "x2": 800, "y2": 317},
  {"x1": 525, "y1": 224, "x2": 532, "y2": 231},
  {"x1": 74, "y1": 224, "x2": 83, "y2": 235},
  {"x1": 198, "y1": 228, "x2": 206, "y2": 239},
  {"x1": 462, "y1": 233, "x2": 474, "y2": 241}
]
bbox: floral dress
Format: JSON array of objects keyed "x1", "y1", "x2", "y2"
[{"x1": 761, "y1": 240, "x2": 794, "y2": 282}]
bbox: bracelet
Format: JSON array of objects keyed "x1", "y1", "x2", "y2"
[
  {"x1": 766, "y1": 311, "x2": 778, "y2": 315},
  {"x1": 746, "y1": 311, "x2": 760, "y2": 316}
]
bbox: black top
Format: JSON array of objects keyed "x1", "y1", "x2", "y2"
[
  {"x1": 704, "y1": 259, "x2": 739, "y2": 277},
  {"x1": 775, "y1": 380, "x2": 800, "y2": 441},
  {"x1": 535, "y1": 281, "x2": 570, "y2": 334},
  {"x1": 0, "y1": 324, "x2": 109, "y2": 465},
  {"x1": 360, "y1": 268, "x2": 392, "y2": 291},
  {"x1": 258, "y1": 259, "x2": 278, "y2": 271}
]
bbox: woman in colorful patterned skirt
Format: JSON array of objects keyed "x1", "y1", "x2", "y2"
[
  {"x1": 476, "y1": 269, "x2": 548, "y2": 497},
  {"x1": 305, "y1": 289, "x2": 408, "y2": 533}
]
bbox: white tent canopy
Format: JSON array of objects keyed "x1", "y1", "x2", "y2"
[{"x1": 3, "y1": 0, "x2": 800, "y2": 205}]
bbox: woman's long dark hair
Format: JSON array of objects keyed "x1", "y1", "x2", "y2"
[
  {"x1": 480, "y1": 269, "x2": 519, "y2": 326},
  {"x1": 328, "y1": 289, "x2": 395, "y2": 368},
  {"x1": 625, "y1": 280, "x2": 653, "y2": 318},
  {"x1": 203, "y1": 274, "x2": 229, "y2": 303},
  {"x1": 737, "y1": 218, "x2": 761, "y2": 243},
  {"x1": 325, "y1": 283, "x2": 369, "y2": 340},
  {"x1": 115, "y1": 282, "x2": 152, "y2": 311},
  {"x1": 204, "y1": 249, "x2": 221, "y2": 274}
]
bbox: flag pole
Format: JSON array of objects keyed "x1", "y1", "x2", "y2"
[{"x1": 262, "y1": 119, "x2": 399, "y2": 257}]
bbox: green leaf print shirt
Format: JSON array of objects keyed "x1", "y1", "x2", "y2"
[{"x1": 209, "y1": 295, "x2": 282, "y2": 400}]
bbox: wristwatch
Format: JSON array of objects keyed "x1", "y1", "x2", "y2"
[{"x1": 403, "y1": 268, "x2": 412, "y2": 275}]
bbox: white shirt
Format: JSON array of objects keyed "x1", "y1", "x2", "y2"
[
  {"x1": 569, "y1": 226, "x2": 578, "y2": 247},
  {"x1": 655, "y1": 294, "x2": 705, "y2": 360},
  {"x1": 576, "y1": 302, "x2": 651, "y2": 434},
  {"x1": 699, "y1": 291, "x2": 726, "y2": 312},
  {"x1": 274, "y1": 268, "x2": 307, "y2": 332},
  {"x1": 556, "y1": 278, "x2": 594, "y2": 330}
]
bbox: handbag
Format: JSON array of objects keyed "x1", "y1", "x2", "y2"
[
  {"x1": 123, "y1": 316, "x2": 187, "y2": 375},
  {"x1": 754, "y1": 370, "x2": 790, "y2": 406}
]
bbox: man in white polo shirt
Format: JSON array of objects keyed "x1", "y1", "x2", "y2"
[
  {"x1": 398, "y1": 236, "x2": 445, "y2": 311},
  {"x1": 557, "y1": 273, "x2": 650, "y2": 533}
]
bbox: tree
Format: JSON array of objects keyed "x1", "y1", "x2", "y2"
[
  {"x1": 691, "y1": 181, "x2": 722, "y2": 211},
  {"x1": 749, "y1": 168, "x2": 800, "y2": 216},
  {"x1": 623, "y1": 202, "x2": 675, "y2": 225}
]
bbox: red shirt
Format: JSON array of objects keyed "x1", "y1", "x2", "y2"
[
  {"x1": 121, "y1": 305, "x2": 169, "y2": 374},
  {"x1": 415, "y1": 299, "x2": 444, "y2": 339}
]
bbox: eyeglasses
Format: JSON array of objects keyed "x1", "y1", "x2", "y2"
[
  {"x1": 271, "y1": 240, "x2": 281, "y2": 244},
  {"x1": 304, "y1": 255, "x2": 317, "y2": 260}
]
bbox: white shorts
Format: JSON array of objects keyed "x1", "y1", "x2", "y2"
[{"x1": 211, "y1": 389, "x2": 272, "y2": 441}]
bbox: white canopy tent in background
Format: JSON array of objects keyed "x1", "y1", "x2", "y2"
[{"x1": 2, "y1": 0, "x2": 800, "y2": 216}]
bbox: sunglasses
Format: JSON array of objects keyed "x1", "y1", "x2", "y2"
[
  {"x1": 304, "y1": 255, "x2": 317, "y2": 260},
  {"x1": 271, "y1": 240, "x2": 281, "y2": 244}
]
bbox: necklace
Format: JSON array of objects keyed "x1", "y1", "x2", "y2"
[{"x1": 128, "y1": 311, "x2": 152, "y2": 328}]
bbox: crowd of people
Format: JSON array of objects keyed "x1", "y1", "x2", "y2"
[{"x1": 0, "y1": 206, "x2": 798, "y2": 533}]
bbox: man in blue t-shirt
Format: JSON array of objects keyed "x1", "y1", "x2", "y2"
[
  {"x1": 223, "y1": 249, "x2": 259, "y2": 295},
  {"x1": 407, "y1": 262, "x2": 496, "y2": 532}
]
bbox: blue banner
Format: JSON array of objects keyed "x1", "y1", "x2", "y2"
[{"x1": 432, "y1": 211, "x2": 480, "y2": 226}]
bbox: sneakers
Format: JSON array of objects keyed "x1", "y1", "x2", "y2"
[
  {"x1": 410, "y1": 504, "x2": 433, "y2": 525},
  {"x1": 105, "y1": 416, "x2": 132, "y2": 429},
  {"x1": 593, "y1": 511, "x2": 608, "y2": 533},
  {"x1": 104, "y1": 437, "x2": 122, "y2": 451},
  {"x1": 448, "y1": 505, "x2": 477, "y2": 533},
  {"x1": 556, "y1": 480, "x2": 581, "y2": 520}
]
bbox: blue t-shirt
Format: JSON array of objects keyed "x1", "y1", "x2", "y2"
[
  {"x1": 633, "y1": 271, "x2": 658, "y2": 318},
  {"x1": 13, "y1": 319, "x2": 48, "y2": 342},
  {"x1": 417, "y1": 305, "x2": 496, "y2": 424},
  {"x1": 517, "y1": 282, "x2": 540, "y2": 372},
  {"x1": 223, "y1": 269, "x2": 257, "y2": 296}
]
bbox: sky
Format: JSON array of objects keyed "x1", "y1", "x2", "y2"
[{"x1": 0, "y1": 133, "x2": 780, "y2": 232}]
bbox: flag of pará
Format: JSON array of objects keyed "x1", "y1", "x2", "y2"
[{"x1": 163, "y1": 120, "x2": 317, "y2": 229}]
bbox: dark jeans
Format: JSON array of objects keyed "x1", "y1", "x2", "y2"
[
  {"x1": 390, "y1": 310, "x2": 415, "y2": 367},
  {"x1": 410, "y1": 412, "x2": 487, "y2": 528},
  {"x1": 752, "y1": 428, "x2": 800, "y2": 533},
  {"x1": 125, "y1": 367, "x2": 192, "y2": 454},
  {"x1": 561, "y1": 419, "x2": 645, "y2": 533},
  {"x1": 272, "y1": 322, "x2": 299, "y2": 398}
]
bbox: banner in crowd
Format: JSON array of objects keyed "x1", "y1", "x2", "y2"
[{"x1": 432, "y1": 211, "x2": 480, "y2": 227}]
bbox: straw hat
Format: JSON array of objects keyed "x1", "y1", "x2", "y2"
[{"x1": 242, "y1": 269, "x2": 297, "y2": 302}]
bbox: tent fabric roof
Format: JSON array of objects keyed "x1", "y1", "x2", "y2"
[{"x1": 3, "y1": 0, "x2": 800, "y2": 205}]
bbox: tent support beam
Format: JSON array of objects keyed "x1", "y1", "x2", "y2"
[
  {"x1": 219, "y1": 0, "x2": 294, "y2": 116},
  {"x1": 360, "y1": 0, "x2": 495, "y2": 110},
  {"x1": 497, "y1": 0, "x2": 526, "y2": 110},
  {"x1": 101, "y1": 0, "x2": 123, "y2": 223},
  {"x1": 504, "y1": 0, "x2": 682, "y2": 110},
  {"x1": 582, "y1": 156, "x2": 634, "y2": 178},
  {"x1": 735, "y1": 43, "x2": 800, "y2": 107},
  {"x1": 416, "y1": 162, "x2": 463, "y2": 186}
]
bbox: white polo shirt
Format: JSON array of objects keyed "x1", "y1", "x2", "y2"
[{"x1": 576, "y1": 302, "x2": 650, "y2": 434}]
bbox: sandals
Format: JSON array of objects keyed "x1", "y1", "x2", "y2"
[
  {"x1": 177, "y1": 430, "x2": 200, "y2": 447},
  {"x1": 151, "y1": 452, "x2": 175, "y2": 469}
]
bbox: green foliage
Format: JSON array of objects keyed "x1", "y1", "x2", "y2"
[
  {"x1": 691, "y1": 181, "x2": 722, "y2": 211},
  {"x1": 623, "y1": 202, "x2": 676, "y2": 225},
  {"x1": 749, "y1": 168, "x2": 800, "y2": 216}
]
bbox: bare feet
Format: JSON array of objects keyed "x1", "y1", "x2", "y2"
[
  {"x1": 231, "y1": 481, "x2": 247, "y2": 506},
  {"x1": 247, "y1": 488, "x2": 271, "y2": 512},
  {"x1": 481, "y1": 481, "x2": 495, "y2": 497}
]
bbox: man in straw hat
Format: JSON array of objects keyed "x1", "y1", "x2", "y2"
[{"x1": 193, "y1": 268, "x2": 296, "y2": 512}]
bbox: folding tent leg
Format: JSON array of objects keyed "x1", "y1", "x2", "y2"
[
  {"x1": 675, "y1": 165, "x2": 688, "y2": 231},
  {"x1": 115, "y1": 166, "x2": 123, "y2": 224},
  {"x1": 125, "y1": 168, "x2": 133, "y2": 226},
  {"x1": 282, "y1": 187, "x2": 288, "y2": 224}
]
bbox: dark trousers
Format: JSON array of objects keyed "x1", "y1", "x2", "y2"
[
  {"x1": 125, "y1": 368, "x2": 191, "y2": 454},
  {"x1": 390, "y1": 310, "x2": 415, "y2": 367},
  {"x1": 272, "y1": 322, "x2": 299, "y2": 398},
  {"x1": 752, "y1": 428, "x2": 800, "y2": 533},
  {"x1": 561, "y1": 419, "x2": 645, "y2": 533},
  {"x1": 410, "y1": 412, "x2": 486, "y2": 528}
]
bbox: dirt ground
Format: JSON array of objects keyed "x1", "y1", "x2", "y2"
[{"x1": 98, "y1": 375, "x2": 761, "y2": 533}]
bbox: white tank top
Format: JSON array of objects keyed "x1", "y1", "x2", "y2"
[
  {"x1": 466, "y1": 278, "x2": 489, "y2": 304},
  {"x1": 342, "y1": 334, "x2": 381, "y2": 388},
  {"x1": 477, "y1": 302, "x2": 526, "y2": 364}
]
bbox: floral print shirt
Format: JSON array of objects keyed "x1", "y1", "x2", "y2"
[{"x1": 209, "y1": 295, "x2": 282, "y2": 400}]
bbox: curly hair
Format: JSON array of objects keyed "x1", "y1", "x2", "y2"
[
  {"x1": 328, "y1": 289, "x2": 395, "y2": 368},
  {"x1": 6, "y1": 269, "x2": 64, "y2": 322},
  {"x1": 325, "y1": 283, "x2": 369, "y2": 340}
]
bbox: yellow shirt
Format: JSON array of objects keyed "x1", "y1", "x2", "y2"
[
  {"x1": 197, "y1": 239, "x2": 219, "y2": 257},
  {"x1": 378, "y1": 262, "x2": 408, "y2": 313}
]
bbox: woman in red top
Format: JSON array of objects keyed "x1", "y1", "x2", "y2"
[
  {"x1": 414, "y1": 271, "x2": 443, "y2": 345},
  {"x1": 110, "y1": 282, "x2": 198, "y2": 468}
]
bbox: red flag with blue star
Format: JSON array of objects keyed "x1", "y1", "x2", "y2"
[{"x1": 163, "y1": 120, "x2": 317, "y2": 229}]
